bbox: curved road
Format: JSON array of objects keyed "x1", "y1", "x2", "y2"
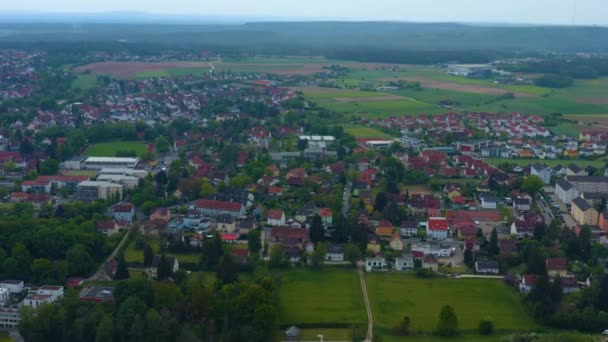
[{"x1": 358, "y1": 267, "x2": 373, "y2": 342}]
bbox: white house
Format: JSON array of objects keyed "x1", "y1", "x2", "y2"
[
  {"x1": 0, "y1": 280, "x2": 23, "y2": 294},
  {"x1": 395, "y1": 255, "x2": 414, "y2": 271},
  {"x1": 267, "y1": 209, "x2": 286, "y2": 226},
  {"x1": 480, "y1": 194, "x2": 498, "y2": 209},
  {"x1": 23, "y1": 294, "x2": 54, "y2": 308},
  {"x1": 365, "y1": 257, "x2": 387, "y2": 272},
  {"x1": 555, "y1": 179, "x2": 579, "y2": 205},
  {"x1": 0, "y1": 288, "x2": 9, "y2": 304},
  {"x1": 113, "y1": 203, "x2": 135, "y2": 223},
  {"x1": 325, "y1": 244, "x2": 344, "y2": 262},
  {"x1": 37, "y1": 285, "x2": 64, "y2": 301},
  {"x1": 399, "y1": 221, "x2": 418, "y2": 237},
  {"x1": 530, "y1": 164, "x2": 552, "y2": 184},
  {"x1": 475, "y1": 260, "x2": 500, "y2": 274}
]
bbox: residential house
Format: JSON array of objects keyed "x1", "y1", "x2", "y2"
[
  {"x1": 399, "y1": 221, "x2": 418, "y2": 237},
  {"x1": 571, "y1": 197, "x2": 599, "y2": 226},
  {"x1": 389, "y1": 233, "x2": 405, "y2": 251},
  {"x1": 422, "y1": 255, "x2": 438, "y2": 271},
  {"x1": 600, "y1": 211, "x2": 608, "y2": 233},
  {"x1": 562, "y1": 277, "x2": 579, "y2": 294},
  {"x1": 147, "y1": 256, "x2": 179, "y2": 279},
  {"x1": 514, "y1": 197, "x2": 532, "y2": 212},
  {"x1": 395, "y1": 255, "x2": 414, "y2": 271},
  {"x1": 196, "y1": 199, "x2": 245, "y2": 218},
  {"x1": 113, "y1": 203, "x2": 135, "y2": 223},
  {"x1": 79, "y1": 286, "x2": 114, "y2": 304},
  {"x1": 499, "y1": 239, "x2": 517, "y2": 255},
  {"x1": 0, "y1": 280, "x2": 23, "y2": 294},
  {"x1": 319, "y1": 208, "x2": 333, "y2": 227},
  {"x1": 283, "y1": 245, "x2": 302, "y2": 263},
  {"x1": 267, "y1": 209, "x2": 286, "y2": 226},
  {"x1": 367, "y1": 234, "x2": 381, "y2": 253},
  {"x1": 530, "y1": 164, "x2": 552, "y2": 185},
  {"x1": 426, "y1": 217, "x2": 449, "y2": 240},
  {"x1": 567, "y1": 164, "x2": 588, "y2": 176},
  {"x1": 376, "y1": 220, "x2": 393, "y2": 238},
  {"x1": 96, "y1": 221, "x2": 120, "y2": 236},
  {"x1": 269, "y1": 227, "x2": 308, "y2": 244},
  {"x1": 511, "y1": 213, "x2": 538, "y2": 239},
  {"x1": 546, "y1": 257, "x2": 568, "y2": 278},
  {"x1": 216, "y1": 214, "x2": 236, "y2": 233},
  {"x1": 555, "y1": 179, "x2": 579, "y2": 205},
  {"x1": 325, "y1": 244, "x2": 345, "y2": 262},
  {"x1": 365, "y1": 257, "x2": 387, "y2": 272},
  {"x1": 475, "y1": 259, "x2": 500, "y2": 274},
  {"x1": 480, "y1": 194, "x2": 498, "y2": 209},
  {"x1": 520, "y1": 274, "x2": 538, "y2": 293},
  {"x1": 150, "y1": 207, "x2": 171, "y2": 223}
]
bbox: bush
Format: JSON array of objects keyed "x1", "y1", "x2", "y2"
[
  {"x1": 534, "y1": 74, "x2": 574, "y2": 88},
  {"x1": 478, "y1": 318, "x2": 494, "y2": 335}
]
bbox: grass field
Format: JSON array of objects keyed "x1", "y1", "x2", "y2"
[
  {"x1": 482, "y1": 157, "x2": 607, "y2": 168},
  {"x1": 124, "y1": 239, "x2": 200, "y2": 265},
  {"x1": 62, "y1": 170, "x2": 99, "y2": 177},
  {"x1": 549, "y1": 123, "x2": 581, "y2": 137},
  {"x1": 277, "y1": 268, "x2": 366, "y2": 326},
  {"x1": 71, "y1": 74, "x2": 98, "y2": 91},
  {"x1": 366, "y1": 274, "x2": 538, "y2": 334},
  {"x1": 85, "y1": 141, "x2": 148, "y2": 158},
  {"x1": 344, "y1": 125, "x2": 394, "y2": 139}
]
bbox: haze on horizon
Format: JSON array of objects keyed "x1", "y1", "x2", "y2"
[{"x1": 0, "y1": 0, "x2": 606, "y2": 26}]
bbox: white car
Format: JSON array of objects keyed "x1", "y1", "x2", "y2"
[{"x1": 602, "y1": 329, "x2": 608, "y2": 335}]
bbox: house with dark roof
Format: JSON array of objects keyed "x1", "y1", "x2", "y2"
[
  {"x1": 555, "y1": 179, "x2": 579, "y2": 204},
  {"x1": 79, "y1": 286, "x2": 114, "y2": 304},
  {"x1": 546, "y1": 257, "x2": 568, "y2": 278},
  {"x1": 510, "y1": 213, "x2": 538, "y2": 239},
  {"x1": 146, "y1": 256, "x2": 179, "y2": 279},
  {"x1": 530, "y1": 164, "x2": 552, "y2": 184},
  {"x1": 475, "y1": 259, "x2": 500, "y2": 274},
  {"x1": 567, "y1": 163, "x2": 588, "y2": 176},
  {"x1": 325, "y1": 244, "x2": 344, "y2": 262},
  {"x1": 400, "y1": 221, "x2": 418, "y2": 237}
]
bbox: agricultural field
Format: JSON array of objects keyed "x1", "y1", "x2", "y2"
[
  {"x1": 344, "y1": 125, "x2": 394, "y2": 139},
  {"x1": 277, "y1": 268, "x2": 366, "y2": 326},
  {"x1": 71, "y1": 73, "x2": 98, "y2": 91},
  {"x1": 85, "y1": 141, "x2": 148, "y2": 158},
  {"x1": 481, "y1": 157, "x2": 608, "y2": 169},
  {"x1": 366, "y1": 274, "x2": 539, "y2": 335}
]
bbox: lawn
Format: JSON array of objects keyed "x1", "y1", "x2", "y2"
[
  {"x1": 482, "y1": 157, "x2": 607, "y2": 168},
  {"x1": 344, "y1": 125, "x2": 394, "y2": 139},
  {"x1": 85, "y1": 141, "x2": 148, "y2": 158},
  {"x1": 62, "y1": 170, "x2": 99, "y2": 177},
  {"x1": 298, "y1": 328, "x2": 352, "y2": 341},
  {"x1": 366, "y1": 274, "x2": 538, "y2": 334},
  {"x1": 277, "y1": 268, "x2": 366, "y2": 326},
  {"x1": 124, "y1": 239, "x2": 200, "y2": 266},
  {"x1": 71, "y1": 73, "x2": 98, "y2": 91},
  {"x1": 549, "y1": 123, "x2": 581, "y2": 137}
]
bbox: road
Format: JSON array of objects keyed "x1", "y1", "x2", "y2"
[
  {"x1": 87, "y1": 223, "x2": 136, "y2": 281},
  {"x1": 536, "y1": 193, "x2": 554, "y2": 225},
  {"x1": 358, "y1": 266, "x2": 373, "y2": 342},
  {"x1": 342, "y1": 182, "x2": 352, "y2": 216},
  {"x1": 453, "y1": 274, "x2": 504, "y2": 279}
]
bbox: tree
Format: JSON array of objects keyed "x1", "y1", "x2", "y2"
[
  {"x1": 344, "y1": 243, "x2": 362, "y2": 267},
  {"x1": 247, "y1": 230, "x2": 262, "y2": 254},
  {"x1": 269, "y1": 244, "x2": 286, "y2": 268},
  {"x1": 216, "y1": 254, "x2": 239, "y2": 284},
  {"x1": 489, "y1": 228, "x2": 499, "y2": 256},
  {"x1": 478, "y1": 319, "x2": 494, "y2": 335},
  {"x1": 311, "y1": 243, "x2": 327, "y2": 269},
  {"x1": 200, "y1": 178, "x2": 215, "y2": 198},
  {"x1": 464, "y1": 249, "x2": 474, "y2": 269},
  {"x1": 114, "y1": 253, "x2": 130, "y2": 280},
  {"x1": 154, "y1": 136, "x2": 170, "y2": 154},
  {"x1": 66, "y1": 244, "x2": 95, "y2": 276},
  {"x1": 144, "y1": 244, "x2": 155, "y2": 267},
  {"x1": 157, "y1": 255, "x2": 173, "y2": 280},
  {"x1": 12, "y1": 243, "x2": 32, "y2": 279},
  {"x1": 296, "y1": 139, "x2": 308, "y2": 151},
  {"x1": 39, "y1": 158, "x2": 59, "y2": 175},
  {"x1": 31, "y1": 258, "x2": 53, "y2": 284},
  {"x1": 521, "y1": 175, "x2": 543, "y2": 194},
  {"x1": 374, "y1": 192, "x2": 388, "y2": 212},
  {"x1": 95, "y1": 316, "x2": 114, "y2": 342},
  {"x1": 526, "y1": 243, "x2": 547, "y2": 275},
  {"x1": 393, "y1": 316, "x2": 411, "y2": 336},
  {"x1": 436, "y1": 305, "x2": 459, "y2": 336},
  {"x1": 309, "y1": 214, "x2": 324, "y2": 243},
  {"x1": 200, "y1": 232, "x2": 223, "y2": 270}
]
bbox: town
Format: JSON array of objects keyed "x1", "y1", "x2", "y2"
[{"x1": 1, "y1": 19, "x2": 608, "y2": 342}]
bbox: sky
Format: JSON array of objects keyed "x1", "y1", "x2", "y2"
[{"x1": 0, "y1": 0, "x2": 606, "y2": 26}]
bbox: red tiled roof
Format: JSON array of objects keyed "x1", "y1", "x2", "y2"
[
  {"x1": 38, "y1": 175, "x2": 89, "y2": 182},
  {"x1": 268, "y1": 209, "x2": 285, "y2": 220},
  {"x1": 221, "y1": 233, "x2": 238, "y2": 241},
  {"x1": 271, "y1": 227, "x2": 308, "y2": 240},
  {"x1": 428, "y1": 217, "x2": 448, "y2": 231},
  {"x1": 113, "y1": 204, "x2": 133, "y2": 212},
  {"x1": 319, "y1": 208, "x2": 333, "y2": 217},
  {"x1": 196, "y1": 199, "x2": 243, "y2": 212},
  {"x1": 546, "y1": 257, "x2": 567, "y2": 271}
]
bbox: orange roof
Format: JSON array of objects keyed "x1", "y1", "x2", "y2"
[
  {"x1": 376, "y1": 226, "x2": 393, "y2": 237},
  {"x1": 319, "y1": 208, "x2": 333, "y2": 217}
]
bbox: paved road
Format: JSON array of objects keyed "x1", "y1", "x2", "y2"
[
  {"x1": 87, "y1": 223, "x2": 135, "y2": 281},
  {"x1": 358, "y1": 267, "x2": 373, "y2": 342}
]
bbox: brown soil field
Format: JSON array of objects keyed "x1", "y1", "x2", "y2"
[
  {"x1": 379, "y1": 76, "x2": 534, "y2": 98},
  {"x1": 74, "y1": 62, "x2": 210, "y2": 77},
  {"x1": 334, "y1": 95, "x2": 405, "y2": 103},
  {"x1": 576, "y1": 98, "x2": 608, "y2": 105},
  {"x1": 566, "y1": 115, "x2": 608, "y2": 127}
]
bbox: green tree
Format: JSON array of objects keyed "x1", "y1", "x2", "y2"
[
  {"x1": 247, "y1": 229, "x2": 262, "y2": 254},
  {"x1": 489, "y1": 228, "x2": 499, "y2": 256},
  {"x1": 31, "y1": 258, "x2": 53, "y2": 284},
  {"x1": 344, "y1": 244, "x2": 363, "y2": 267},
  {"x1": 66, "y1": 244, "x2": 94, "y2": 276},
  {"x1": 95, "y1": 316, "x2": 114, "y2": 342},
  {"x1": 393, "y1": 316, "x2": 411, "y2": 336},
  {"x1": 144, "y1": 244, "x2": 155, "y2": 267},
  {"x1": 39, "y1": 158, "x2": 59, "y2": 175},
  {"x1": 436, "y1": 305, "x2": 459, "y2": 336},
  {"x1": 154, "y1": 136, "x2": 170, "y2": 154},
  {"x1": 269, "y1": 244, "x2": 286, "y2": 268},
  {"x1": 200, "y1": 178, "x2": 215, "y2": 197},
  {"x1": 374, "y1": 192, "x2": 388, "y2": 212},
  {"x1": 311, "y1": 242, "x2": 327, "y2": 269},
  {"x1": 12, "y1": 243, "x2": 32, "y2": 279},
  {"x1": 309, "y1": 214, "x2": 325, "y2": 243},
  {"x1": 217, "y1": 254, "x2": 239, "y2": 284},
  {"x1": 478, "y1": 318, "x2": 494, "y2": 335},
  {"x1": 521, "y1": 175, "x2": 543, "y2": 194},
  {"x1": 114, "y1": 252, "x2": 130, "y2": 280}
]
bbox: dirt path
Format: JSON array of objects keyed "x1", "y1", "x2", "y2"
[
  {"x1": 358, "y1": 267, "x2": 373, "y2": 342},
  {"x1": 87, "y1": 224, "x2": 135, "y2": 281}
]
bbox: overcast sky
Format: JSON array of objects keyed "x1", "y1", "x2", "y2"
[{"x1": 1, "y1": 0, "x2": 606, "y2": 26}]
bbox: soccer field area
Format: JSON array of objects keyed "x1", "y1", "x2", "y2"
[{"x1": 85, "y1": 141, "x2": 148, "y2": 158}]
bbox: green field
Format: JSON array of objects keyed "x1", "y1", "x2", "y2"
[
  {"x1": 549, "y1": 123, "x2": 582, "y2": 137},
  {"x1": 277, "y1": 269, "x2": 366, "y2": 326},
  {"x1": 124, "y1": 239, "x2": 200, "y2": 266},
  {"x1": 85, "y1": 141, "x2": 148, "y2": 158},
  {"x1": 71, "y1": 74, "x2": 98, "y2": 91},
  {"x1": 344, "y1": 125, "x2": 394, "y2": 139},
  {"x1": 366, "y1": 274, "x2": 538, "y2": 334},
  {"x1": 62, "y1": 170, "x2": 99, "y2": 177},
  {"x1": 482, "y1": 157, "x2": 608, "y2": 169}
]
